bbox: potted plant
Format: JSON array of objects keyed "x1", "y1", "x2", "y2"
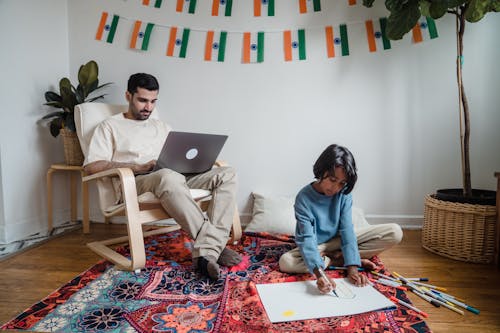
[
  {"x1": 362, "y1": 0, "x2": 498, "y2": 263},
  {"x1": 41, "y1": 60, "x2": 112, "y2": 165}
]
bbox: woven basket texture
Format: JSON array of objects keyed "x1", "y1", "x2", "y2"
[
  {"x1": 60, "y1": 128, "x2": 84, "y2": 166},
  {"x1": 422, "y1": 194, "x2": 497, "y2": 264}
]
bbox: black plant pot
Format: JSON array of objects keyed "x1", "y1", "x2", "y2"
[{"x1": 435, "y1": 188, "x2": 496, "y2": 206}]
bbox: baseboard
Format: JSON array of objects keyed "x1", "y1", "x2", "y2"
[
  {"x1": 239, "y1": 213, "x2": 423, "y2": 231},
  {"x1": 365, "y1": 215, "x2": 423, "y2": 230}
]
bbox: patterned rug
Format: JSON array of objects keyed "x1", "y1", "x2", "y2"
[{"x1": 1, "y1": 231, "x2": 430, "y2": 332}]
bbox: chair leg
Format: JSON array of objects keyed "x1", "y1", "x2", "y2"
[{"x1": 230, "y1": 203, "x2": 242, "y2": 244}]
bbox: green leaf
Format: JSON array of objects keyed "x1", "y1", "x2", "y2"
[
  {"x1": 428, "y1": 1, "x2": 448, "y2": 18},
  {"x1": 86, "y1": 95, "x2": 107, "y2": 103},
  {"x1": 386, "y1": 1, "x2": 422, "y2": 39},
  {"x1": 419, "y1": 1, "x2": 432, "y2": 16},
  {"x1": 43, "y1": 101, "x2": 65, "y2": 109},
  {"x1": 41, "y1": 111, "x2": 65, "y2": 120},
  {"x1": 44, "y1": 91, "x2": 62, "y2": 103},
  {"x1": 492, "y1": 0, "x2": 500, "y2": 11},
  {"x1": 78, "y1": 60, "x2": 98, "y2": 88},
  {"x1": 465, "y1": 0, "x2": 494, "y2": 22},
  {"x1": 386, "y1": 0, "x2": 411, "y2": 12},
  {"x1": 49, "y1": 118, "x2": 63, "y2": 137}
]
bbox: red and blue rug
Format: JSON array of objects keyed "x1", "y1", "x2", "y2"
[{"x1": 1, "y1": 231, "x2": 430, "y2": 332}]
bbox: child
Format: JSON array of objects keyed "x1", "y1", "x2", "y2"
[{"x1": 279, "y1": 144, "x2": 402, "y2": 294}]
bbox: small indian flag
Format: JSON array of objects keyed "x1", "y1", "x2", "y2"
[
  {"x1": 242, "y1": 31, "x2": 264, "y2": 63},
  {"x1": 365, "y1": 18, "x2": 391, "y2": 52},
  {"x1": 325, "y1": 24, "x2": 349, "y2": 58},
  {"x1": 254, "y1": 0, "x2": 275, "y2": 17},
  {"x1": 176, "y1": 0, "x2": 197, "y2": 14},
  {"x1": 412, "y1": 16, "x2": 438, "y2": 43},
  {"x1": 142, "y1": 0, "x2": 162, "y2": 8},
  {"x1": 212, "y1": 0, "x2": 233, "y2": 16},
  {"x1": 283, "y1": 29, "x2": 306, "y2": 61},
  {"x1": 95, "y1": 12, "x2": 119, "y2": 43},
  {"x1": 166, "y1": 27, "x2": 190, "y2": 58},
  {"x1": 205, "y1": 31, "x2": 228, "y2": 62},
  {"x1": 348, "y1": 0, "x2": 356, "y2": 5},
  {"x1": 130, "y1": 21, "x2": 154, "y2": 51},
  {"x1": 298, "y1": 0, "x2": 321, "y2": 14}
]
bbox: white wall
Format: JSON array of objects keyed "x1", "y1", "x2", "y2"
[
  {"x1": 0, "y1": 0, "x2": 70, "y2": 243},
  {"x1": 1, "y1": 0, "x2": 499, "y2": 243}
]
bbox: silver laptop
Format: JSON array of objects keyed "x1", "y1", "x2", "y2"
[{"x1": 153, "y1": 131, "x2": 228, "y2": 175}]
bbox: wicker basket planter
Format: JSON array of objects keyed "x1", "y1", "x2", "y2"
[
  {"x1": 60, "y1": 128, "x2": 84, "y2": 166},
  {"x1": 422, "y1": 194, "x2": 497, "y2": 264}
]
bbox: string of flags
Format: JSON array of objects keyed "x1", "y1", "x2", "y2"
[
  {"x1": 95, "y1": 2, "x2": 439, "y2": 63},
  {"x1": 141, "y1": 0, "x2": 359, "y2": 16}
]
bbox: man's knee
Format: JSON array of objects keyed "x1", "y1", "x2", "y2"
[{"x1": 154, "y1": 169, "x2": 186, "y2": 192}]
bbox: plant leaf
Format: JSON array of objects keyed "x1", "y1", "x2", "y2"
[
  {"x1": 41, "y1": 111, "x2": 65, "y2": 120},
  {"x1": 49, "y1": 118, "x2": 63, "y2": 137},
  {"x1": 44, "y1": 101, "x2": 64, "y2": 109},
  {"x1": 362, "y1": 0, "x2": 376, "y2": 7},
  {"x1": 386, "y1": 0, "x2": 421, "y2": 40},
  {"x1": 465, "y1": 0, "x2": 495, "y2": 22},
  {"x1": 78, "y1": 60, "x2": 98, "y2": 88},
  {"x1": 86, "y1": 95, "x2": 107, "y2": 103},
  {"x1": 44, "y1": 91, "x2": 62, "y2": 103}
]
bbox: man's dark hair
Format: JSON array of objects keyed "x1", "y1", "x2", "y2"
[
  {"x1": 313, "y1": 144, "x2": 358, "y2": 194},
  {"x1": 127, "y1": 73, "x2": 159, "y2": 94}
]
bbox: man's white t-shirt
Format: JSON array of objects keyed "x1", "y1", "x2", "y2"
[{"x1": 84, "y1": 113, "x2": 172, "y2": 166}]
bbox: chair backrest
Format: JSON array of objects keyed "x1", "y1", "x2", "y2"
[{"x1": 74, "y1": 102, "x2": 159, "y2": 216}]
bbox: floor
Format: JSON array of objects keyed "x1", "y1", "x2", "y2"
[{"x1": 0, "y1": 224, "x2": 499, "y2": 332}]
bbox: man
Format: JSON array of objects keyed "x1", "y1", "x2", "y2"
[{"x1": 84, "y1": 73, "x2": 241, "y2": 280}]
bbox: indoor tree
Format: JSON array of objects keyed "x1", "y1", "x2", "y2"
[{"x1": 362, "y1": 0, "x2": 499, "y2": 200}]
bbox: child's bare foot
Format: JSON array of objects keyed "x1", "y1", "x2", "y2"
[
  {"x1": 360, "y1": 259, "x2": 377, "y2": 271},
  {"x1": 323, "y1": 250, "x2": 344, "y2": 266}
]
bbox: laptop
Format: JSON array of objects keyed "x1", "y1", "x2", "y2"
[{"x1": 153, "y1": 131, "x2": 228, "y2": 175}]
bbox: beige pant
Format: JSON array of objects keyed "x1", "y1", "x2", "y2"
[
  {"x1": 279, "y1": 223, "x2": 403, "y2": 273},
  {"x1": 135, "y1": 166, "x2": 237, "y2": 259}
]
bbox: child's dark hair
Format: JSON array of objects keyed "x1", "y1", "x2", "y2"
[
  {"x1": 127, "y1": 73, "x2": 159, "y2": 94},
  {"x1": 313, "y1": 144, "x2": 357, "y2": 194}
]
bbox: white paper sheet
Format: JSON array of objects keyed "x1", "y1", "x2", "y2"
[{"x1": 256, "y1": 278, "x2": 396, "y2": 323}]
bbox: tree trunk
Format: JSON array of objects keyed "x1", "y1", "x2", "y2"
[{"x1": 456, "y1": 7, "x2": 472, "y2": 197}]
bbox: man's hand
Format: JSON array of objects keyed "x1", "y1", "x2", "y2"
[
  {"x1": 84, "y1": 160, "x2": 157, "y2": 175},
  {"x1": 347, "y1": 265, "x2": 368, "y2": 286},
  {"x1": 133, "y1": 160, "x2": 156, "y2": 174}
]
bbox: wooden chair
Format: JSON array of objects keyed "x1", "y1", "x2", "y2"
[{"x1": 74, "y1": 102, "x2": 242, "y2": 271}]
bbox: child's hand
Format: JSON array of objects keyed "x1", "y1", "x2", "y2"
[
  {"x1": 316, "y1": 275, "x2": 336, "y2": 294},
  {"x1": 347, "y1": 266, "x2": 368, "y2": 286}
]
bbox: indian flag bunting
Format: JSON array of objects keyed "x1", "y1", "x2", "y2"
[
  {"x1": 212, "y1": 0, "x2": 233, "y2": 16},
  {"x1": 205, "y1": 30, "x2": 228, "y2": 62},
  {"x1": 130, "y1": 21, "x2": 154, "y2": 51},
  {"x1": 348, "y1": 0, "x2": 356, "y2": 5},
  {"x1": 242, "y1": 32, "x2": 265, "y2": 63},
  {"x1": 176, "y1": 0, "x2": 197, "y2": 14},
  {"x1": 166, "y1": 27, "x2": 190, "y2": 58},
  {"x1": 142, "y1": 0, "x2": 162, "y2": 8},
  {"x1": 325, "y1": 24, "x2": 349, "y2": 58},
  {"x1": 95, "y1": 12, "x2": 119, "y2": 44},
  {"x1": 412, "y1": 16, "x2": 438, "y2": 43},
  {"x1": 299, "y1": 0, "x2": 321, "y2": 14},
  {"x1": 283, "y1": 29, "x2": 306, "y2": 61},
  {"x1": 365, "y1": 18, "x2": 391, "y2": 52},
  {"x1": 254, "y1": 0, "x2": 275, "y2": 17}
]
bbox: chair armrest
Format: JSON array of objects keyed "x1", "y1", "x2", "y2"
[
  {"x1": 83, "y1": 168, "x2": 140, "y2": 214},
  {"x1": 214, "y1": 160, "x2": 226, "y2": 167}
]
